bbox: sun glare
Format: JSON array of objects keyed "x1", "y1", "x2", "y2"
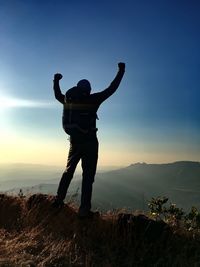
[
  {"x1": 0, "y1": 95, "x2": 55, "y2": 111},
  {"x1": 0, "y1": 95, "x2": 39, "y2": 109},
  {"x1": 0, "y1": 96, "x2": 24, "y2": 108}
]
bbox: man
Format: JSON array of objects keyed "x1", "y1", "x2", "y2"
[{"x1": 53, "y1": 62, "x2": 125, "y2": 218}]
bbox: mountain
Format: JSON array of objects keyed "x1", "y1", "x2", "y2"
[
  {"x1": 0, "y1": 163, "x2": 61, "y2": 183},
  {"x1": 0, "y1": 163, "x2": 81, "y2": 191},
  {"x1": 93, "y1": 161, "x2": 200, "y2": 211},
  {"x1": 3, "y1": 161, "x2": 200, "y2": 211},
  {"x1": 0, "y1": 163, "x2": 117, "y2": 181}
]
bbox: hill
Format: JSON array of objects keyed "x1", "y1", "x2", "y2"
[
  {"x1": 4, "y1": 161, "x2": 200, "y2": 212},
  {"x1": 0, "y1": 194, "x2": 200, "y2": 266},
  {"x1": 93, "y1": 161, "x2": 200, "y2": 211}
]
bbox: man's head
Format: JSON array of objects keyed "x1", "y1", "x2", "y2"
[{"x1": 77, "y1": 79, "x2": 91, "y2": 95}]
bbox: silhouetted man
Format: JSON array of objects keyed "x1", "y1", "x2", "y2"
[{"x1": 53, "y1": 62, "x2": 125, "y2": 217}]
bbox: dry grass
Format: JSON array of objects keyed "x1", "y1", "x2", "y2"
[{"x1": 0, "y1": 194, "x2": 200, "y2": 267}]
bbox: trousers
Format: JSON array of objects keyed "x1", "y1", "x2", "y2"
[{"x1": 57, "y1": 137, "x2": 98, "y2": 213}]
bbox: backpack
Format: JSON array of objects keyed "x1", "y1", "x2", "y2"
[{"x1": 62, "y1": 86, "x2": 97, "y2": 136}]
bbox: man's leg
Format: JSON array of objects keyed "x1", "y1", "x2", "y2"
[
  {"x1": 56, "y1": 143, "x2": 81, "y2": 202},
  {"x1": 79, "y1": 139, "x2": 98, "y2": 215}
]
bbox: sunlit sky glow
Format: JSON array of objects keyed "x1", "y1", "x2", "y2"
[
  {"x1": 0, "y1": 0, "x2": 200, "y2": 167},
  {"x1": 0, "y1": 95, "x2": 55, "y2": 108}
]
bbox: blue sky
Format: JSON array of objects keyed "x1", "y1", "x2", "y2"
[{"x1": 0, "y1": 0, "x2": 200, "y2": 167}]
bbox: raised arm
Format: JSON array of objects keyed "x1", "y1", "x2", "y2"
[
  {"x1": 92, "y1": 63, "x2": 125, "y2": 104},
  {"x1": 53, "y1": 73, "x2": 65, "y2": 104}
]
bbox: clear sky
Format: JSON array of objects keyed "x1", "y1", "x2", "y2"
[{"x1": 0, "y1": 0, "x2": 200, "y2": 167}]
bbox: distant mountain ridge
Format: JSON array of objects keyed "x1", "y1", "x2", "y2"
[{"x1": 2, "y1": 161, "x2": 200, "y2": 211}]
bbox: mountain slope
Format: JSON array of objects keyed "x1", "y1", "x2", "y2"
[
  {"x1": 3, "y1": 161, "x2": 200, "y2": 211},
  {"x1": 93, "y1": 161, "x2": 200, "y2": 210}
]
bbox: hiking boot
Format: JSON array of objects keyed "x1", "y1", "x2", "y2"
[
  {"x1": 51, "y1": 198, "x2": 64, "y2": 209},
  {"x1": 78, "y1": 210, "x2": 100, "y2": 219}
]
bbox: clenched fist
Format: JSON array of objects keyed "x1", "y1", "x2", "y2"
[
  {"x1": 118, "y1": 62, "x2": 125, "y2": 71},
  {"x1": 54, "y1": 73, "x2": 63, "y2": 81}
]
